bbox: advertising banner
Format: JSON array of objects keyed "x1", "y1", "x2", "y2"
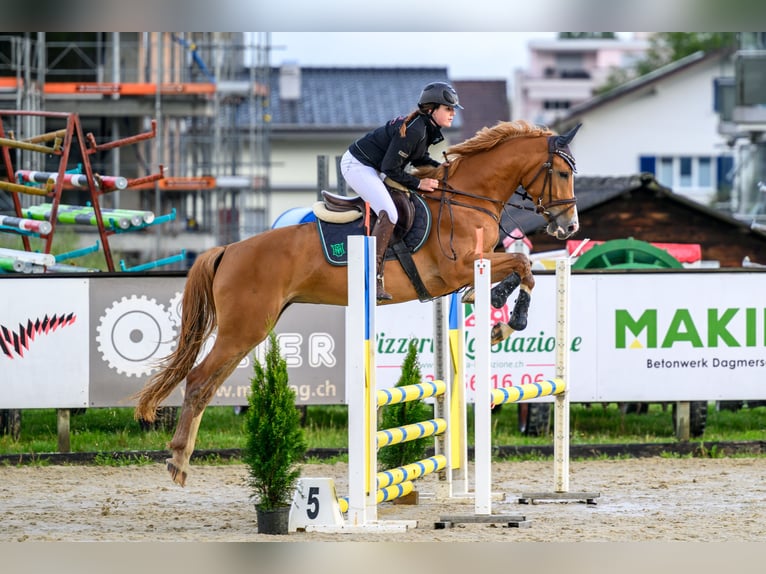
[
  {"x1": 88, "y1": 276, "x2": 345, "y2": 407},
  {"x1": 1, "y1": 277, "x2": 89, "y2": 408},
  {"x1": 2, "y1": 270, "x2": 765, "y2": 408}
]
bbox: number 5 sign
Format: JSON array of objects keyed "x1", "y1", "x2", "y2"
[{"x1": 289, "y1": 477, "x2": 345, "y2": 531}]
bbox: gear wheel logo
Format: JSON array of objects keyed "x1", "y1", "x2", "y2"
[
  {"x1": 168, "y1": 291, "x2": 184, "y2": 329},
  {"x1": 97, "y1": 295, "x2": 177, "y2": 377}
]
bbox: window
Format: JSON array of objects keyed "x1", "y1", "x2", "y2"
[
  {"x1": 555, "y1": 53, "x2": 584, "y2": 72},
  {"x1": 658, "y1": 157, "x2": 673, "y2": 187},
  {"x1": 698, "y1": 157, "x2": 712, "y2": 187},
  {"x1": 679, "y1": 157, "x2": 693, "y2": 187},
  {"x1": 644, "y1": 155, "x2": 717, "y2": 193},
  {"x1": 543, "y1": 100, "x2": 571, "y2": 110}
]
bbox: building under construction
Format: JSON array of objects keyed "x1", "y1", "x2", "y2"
[{"x1": 0, "y1": 32, "x2": 273, "y2": 268}]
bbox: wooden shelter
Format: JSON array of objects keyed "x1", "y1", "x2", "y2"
[{"x1": 502, "y1": 173, "x2": 766, "y2": 268}]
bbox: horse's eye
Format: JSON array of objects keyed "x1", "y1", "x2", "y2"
[{"x1": 557, "y1": 171, "x2": 569, "y2": 179}]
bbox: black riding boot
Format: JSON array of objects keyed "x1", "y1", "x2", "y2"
[{"x1": 371, "y1": 211, "x2": 395, "y2": 301}]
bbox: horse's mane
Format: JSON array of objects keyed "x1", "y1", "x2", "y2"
[{"x1": 414, "y1": 120, "x2": 554, "y2": 178}]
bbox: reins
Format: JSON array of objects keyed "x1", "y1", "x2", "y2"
[{"x1": 419, "y1": 137, "x2": 577, "y2": 259}]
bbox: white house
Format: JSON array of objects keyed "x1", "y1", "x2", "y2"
[{"x1": 552, "y1": 49, "x2": 736, "y2": 206}]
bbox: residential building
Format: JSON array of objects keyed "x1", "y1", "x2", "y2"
[
  {"x1": 512, "y1": 35, "x2": 650, "y2": 126},
  {"x1": 552, "y1": 49, "x2": 736, "y2": 206},
  {"x1": 0, "y1": 34, "x2": 473, "y2": 268},
  {"x1": 713, "y1": 32, "x2": 766, "y2": 223}
]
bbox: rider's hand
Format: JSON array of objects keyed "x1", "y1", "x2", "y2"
[{"x1": 418, "y1": 178, "x2": 438, "y2": 192}]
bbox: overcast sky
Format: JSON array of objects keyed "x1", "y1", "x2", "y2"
[{"x1": 267, "y1": 32, "x2": 562, "y2": 81}]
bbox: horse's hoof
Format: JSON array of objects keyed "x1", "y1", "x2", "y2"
[
  {"x1": 461, "y1": 287, "x2": 475, "y2": 304},
  {"x1": 508, "y1": 289, "x2": 531, "y2": 331},
  {"x1": 166, "y1": 459, "x2": 187, "y2": 487},
  {"x1": 491, "y1": 323, "x2": 514, "y2": 345},
  {"x1": 508, "y1": 314, "x2": 528, "y2": 332}
]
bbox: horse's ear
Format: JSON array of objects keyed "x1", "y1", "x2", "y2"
[{"x1": 556, "y1": 123, "x2": 582, "y2": 148}]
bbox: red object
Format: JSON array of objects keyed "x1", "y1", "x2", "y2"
[
  {"x1": 566, "y1": 240, "x2": 702, "y2": 263},
  {"x1": 503, "y1": 228, "x2": 533, "y2": 251}
]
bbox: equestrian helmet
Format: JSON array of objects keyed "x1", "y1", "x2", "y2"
[{"x1": 418, "y1": 82, "x2": 464, "y2": 110}]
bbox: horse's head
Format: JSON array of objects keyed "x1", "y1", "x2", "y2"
[{"x1": 522, "y1": 123, "x2": 581, "y2": 240}]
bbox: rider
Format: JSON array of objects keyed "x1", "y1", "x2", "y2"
[{"x1": 340, "y1": 81, "x2": 462, "y2": 301}]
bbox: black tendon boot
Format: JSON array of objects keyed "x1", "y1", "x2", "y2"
[{"x1": 371, "y1": 211, "x2": 395, "y2": 301}]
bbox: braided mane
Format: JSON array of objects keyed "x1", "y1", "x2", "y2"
[{"x1": 414, "y1": 119, "x2": 554, "y2": 178}]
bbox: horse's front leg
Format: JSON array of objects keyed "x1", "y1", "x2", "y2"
[
  {"x1": 460, "y1": 270, "x2": 521, "y2": 307},
  {"x1": 462, "y1": 251, "x2": 535, "y2": 344}
]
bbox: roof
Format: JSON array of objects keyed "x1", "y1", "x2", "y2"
[
  {"x1": 500, "y1": 172, "x2": 766, "y2": 241},
  {"x1": 552, "y1": 49, "x2": 735, "y2": 131},
  {"x1": 452, "y1": 80, "x2": 509, "y2": 141},
  {"x1": 262, "y1": 66, "x2": 462, "y2": 131}
]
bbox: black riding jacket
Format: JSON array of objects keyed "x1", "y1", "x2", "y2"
[{"x1": 348, "y1": 112, "x2": 444, "y2": 190}]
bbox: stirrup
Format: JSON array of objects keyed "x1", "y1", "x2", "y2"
[{"x1": 376, "y1": 276, "x2": 392, "y2": 301}]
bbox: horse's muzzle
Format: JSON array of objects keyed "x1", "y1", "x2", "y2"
[{"x1": 547, "y1": 218, "x2": 579, "y2": 240}]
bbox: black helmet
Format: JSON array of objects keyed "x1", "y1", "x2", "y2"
[{"x1": 418, "y1": 82, "x2": 463, "y2": 110}]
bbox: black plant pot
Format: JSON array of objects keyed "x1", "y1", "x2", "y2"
[{"x1": 256, "y1": 505, "x2": 291, "y2": 535}]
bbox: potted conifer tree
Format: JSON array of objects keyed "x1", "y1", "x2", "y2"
[{"x1": 244, "y1": 330, "x2": 307, "y2": 534}]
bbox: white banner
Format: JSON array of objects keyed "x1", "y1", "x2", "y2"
[
  {"x1": 0, "y1": 278, "x2": 90, "y2": 408},
  {"x1": 376, "y1": 272, "x2": 766, "y2": 402}
]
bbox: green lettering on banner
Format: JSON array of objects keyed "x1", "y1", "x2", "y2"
[
  {"x1": 707, "y1": 308, "x2": 740, "y2": 348},
  {"x1": 662, "y1": 309, "x2": 702, "y2": 348},
  {"x1": 616, "y1": 306, "x2": 766, "y2": 350},
  {"x1": 615, "y1": 309, "x2": 657, "y2": 349}
]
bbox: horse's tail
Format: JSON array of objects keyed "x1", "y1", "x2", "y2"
[{"x1": 133, "y1": 245, "x2": 226, "y2": 422}]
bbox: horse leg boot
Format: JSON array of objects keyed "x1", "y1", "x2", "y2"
[{"x1": 371, "y1": 211, "x2": 395, "y2": 301}]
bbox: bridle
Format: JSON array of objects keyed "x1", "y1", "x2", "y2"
[
  {"x1": 512, "y1": 135, "x2": 577, "y2": 219},
  {"x1": 419, "y1": 135, "x2": 577, "y2": 259}
]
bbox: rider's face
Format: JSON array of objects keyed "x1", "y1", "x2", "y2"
[{"x1": 431, "y1": 104, "x2": 456, "y2": 128}]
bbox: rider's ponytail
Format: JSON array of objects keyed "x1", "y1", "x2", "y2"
[{"x1": 399, "y1": 104, "x2": 436, "y2": 138}]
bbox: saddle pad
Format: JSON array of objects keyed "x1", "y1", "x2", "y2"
[{"x1": 316, "y1": 193, "x2": 431, "y2": 266}]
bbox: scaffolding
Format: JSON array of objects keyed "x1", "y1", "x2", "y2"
[{"x1": 0, "y1": 32, "x2": 272, "y2": 268}]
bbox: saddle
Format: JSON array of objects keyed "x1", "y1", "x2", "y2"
[
  {"x1": 312, "y1": 181, "x2": 433, "y2": 301},
  {"x1": 315, "y1": 177, "x2": 416, "y2": 241}
]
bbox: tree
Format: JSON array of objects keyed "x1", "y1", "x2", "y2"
[
  {"x1": 243, "y1": 331, "x2": 307, "y2": 512},
  {"x1": 597, "y1": 33, "x2": 738, "y2": 94},
  {"x1": 378, "y1": 340, "x2": 433, "y2": 471}
]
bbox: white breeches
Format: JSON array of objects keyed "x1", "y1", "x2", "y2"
[{"x1": 340, "y1": 150, "x2": 398, "y2": 224}]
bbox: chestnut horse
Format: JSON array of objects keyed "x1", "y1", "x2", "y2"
[{"x1": 134, "y1": 119, "x2": 581, "y2": 486}]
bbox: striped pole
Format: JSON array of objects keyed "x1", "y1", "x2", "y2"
[
  {"x1": 343, "y1": 236, "x2": 456, "y2": 530},
  {"x1": 345, "y1": 235, "x2": 376, "y2": 526},
  {"x1": 338, "y1": 455, "x2": 447, "y2": 513},
  {"x1": 376, "y1": 418, "x2": 447, "y2": 449},
  {"x1": 472, "y1": 255, "x2": 573, "y2": 515},
  {"x1": 491, "y1": 379, "x2": 566, "y2": 406},
  {"x1": 0, "y1": 215, "x2": 52, "y2": 236},
  {"x1": 553, "y1": 258, "x2": 571, "y2": 492},
  {"x1": 474, "y1": 256, "x2": 492, "y2": 515},
  {"x1": 24, "y1": 204, "x2": 133, "y2": 230},
  {"x1": 377, "y1": 380, "x2": 446, "y2": 406},
  {"x1": 16, "y1": 170, "x2": 128, "y2": 191}
]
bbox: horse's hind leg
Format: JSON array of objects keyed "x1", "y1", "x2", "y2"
[{"x1": 166, "y1": 345, "x2": 249, "y2": 486}]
